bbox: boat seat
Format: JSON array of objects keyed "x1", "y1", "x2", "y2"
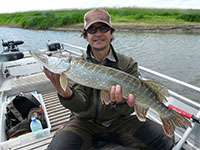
[{"x1": 0, "y1": 52, "x2": 24, "y2": 62}]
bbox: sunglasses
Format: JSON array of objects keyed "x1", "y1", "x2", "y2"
[{"x1": 87, "y1": 26, "x2": 111, "y2": 34}]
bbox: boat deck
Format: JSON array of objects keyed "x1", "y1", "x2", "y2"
[
  {"x1": 3, "y1": 73, "x2": 71, "y2": 150},
  {"x1": 11, "y1": 90, "x2": 69, "y2": 150}
]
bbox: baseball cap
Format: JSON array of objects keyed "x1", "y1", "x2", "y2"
[{"x1": 84, "y1": 8, "x2": 113, "y2": 30}]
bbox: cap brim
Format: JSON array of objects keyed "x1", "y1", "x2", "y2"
[{"x1": 85, "y1": 20, "x2": 112, "y2": 30}]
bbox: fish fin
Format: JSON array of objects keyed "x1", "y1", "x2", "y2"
[
  {"x1": 160, "y1": 109, "x2": 192, "y2": 137},
  {"x1": 100, "y1": 90, "x2": 111, "y2": 105},
  {"x1": 143, "y1": 80, "x2": 169, "y2": 103},
  {"x1": 134, "y1": 104, "x2": 149, "y2": 122},
  {"x1": 60, "y1": 74, "x2": 68, "y2": 91}
]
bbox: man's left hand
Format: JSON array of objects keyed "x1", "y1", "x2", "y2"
[{"x1": 110, "y1": 85, "x2": 135, "y2": 107}]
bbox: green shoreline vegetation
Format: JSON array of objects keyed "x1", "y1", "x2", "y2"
[{"x1": 0, "y1": 7, "x2": 200, "y2": 30}]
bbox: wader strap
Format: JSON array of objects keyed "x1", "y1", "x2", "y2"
[
  {"x1": 7, "y1": 102, "x2": 23, "y2": 121},
  {"x1": 19, "y1": 93, "x2": 40, "y2": 106}
]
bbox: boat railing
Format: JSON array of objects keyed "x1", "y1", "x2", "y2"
[{"x1": 139, "y1": 66, "x2": 200, "y2": 108}]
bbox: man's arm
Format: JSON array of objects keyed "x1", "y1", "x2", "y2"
[{"x1": 43, "y1": 67, "x2": 89, "y2": 112}]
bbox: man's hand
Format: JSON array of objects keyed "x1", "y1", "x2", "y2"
[
  {"x1": 43, "y1": 67, "x2": 73, "y2": 98},
  {"x1": 110, "y1": 85, "x2": 135, "y2": 107}
]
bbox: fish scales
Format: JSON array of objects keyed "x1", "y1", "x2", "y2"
[
  {"x1": 68, "y1": 58, "x2": 152, "y2": 99},
  {"x1": 30, "y1": 50, "x2": 192, "y2": 137}
]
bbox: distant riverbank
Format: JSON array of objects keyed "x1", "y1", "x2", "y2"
[
  {"x1": 1, "y1": 22, "x2": 200, "y2": 33},
  {"x1": 1, "y1": 7, "x2": 200, "y2": 33},
  {"x1": 49, "y1": 22, "x2": 200, "y2": 33}
]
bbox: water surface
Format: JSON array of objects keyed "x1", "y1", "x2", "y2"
[{"x1": 0, "y1": 27, "x2": 199, "y2": 102}]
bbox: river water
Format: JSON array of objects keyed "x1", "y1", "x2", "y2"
[{"x1": 0, "y1": 26, "x2": 199, "y2": 103}]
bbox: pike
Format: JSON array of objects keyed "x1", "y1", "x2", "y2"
[{"x1": 29, "y1": 50, "x2": 192, "y2": 137}]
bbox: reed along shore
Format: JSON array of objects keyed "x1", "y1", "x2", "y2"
[{"x1": 0, "y1": 7, "x2": 200, "y2": 32}]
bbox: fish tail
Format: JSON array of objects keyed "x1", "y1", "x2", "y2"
[{"x1": 160, "y1": 110, "x2": 192, "y2": 137}]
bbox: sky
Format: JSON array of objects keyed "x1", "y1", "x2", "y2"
[{"x1": 0, "y1": 0, "x2": 200, "y2": 14}]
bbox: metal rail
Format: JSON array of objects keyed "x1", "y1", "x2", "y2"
[
  {"x1": 173, "y1": 111, "x2": 200, "y2": 150},
  {"x1": 139, "y1": 66, "x2": 200, "y2": 93}
]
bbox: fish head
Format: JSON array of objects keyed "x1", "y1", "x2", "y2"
[{"x1": 29, "y1": 50, "x2": 71, "y2": 74}]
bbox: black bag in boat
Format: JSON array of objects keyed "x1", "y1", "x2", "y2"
[{"x1": 5, "y1": 93, "x2": 47, "y2": 139}]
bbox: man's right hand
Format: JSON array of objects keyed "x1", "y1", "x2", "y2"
[{"x1": 43, "y1": 67, "x2": 73, "y2": 98}]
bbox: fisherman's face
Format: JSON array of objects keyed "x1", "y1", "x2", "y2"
[{"x1": 86, "y1": 22, "x2": 113, "y2": 52}]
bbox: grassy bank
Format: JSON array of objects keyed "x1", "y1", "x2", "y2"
[{"x1": 0, "y1": 8, "x2": 200, "y2": 30}]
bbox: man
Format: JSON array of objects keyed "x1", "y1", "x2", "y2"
[{"x1": 45, "y1": 8, "x2": 174, "y2": 150}]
